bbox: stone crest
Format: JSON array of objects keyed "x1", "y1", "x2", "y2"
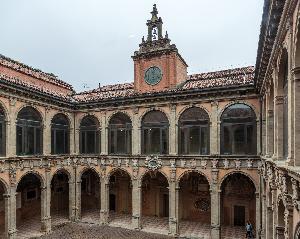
[{"x1": 145, "y1": 155, "x2": 162, "y2": 171}]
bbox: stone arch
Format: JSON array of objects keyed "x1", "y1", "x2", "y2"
[
  {"x1": 107, "y1": 167, "x2": 132, "y2": 182},
  {"x1": 220, "y1": 172, "x2": 257, "y2": 229},
  {"x1": 140, "y1": 169, "x2": 170, "y2": 186},
  {"x1": 50, "y1": 112, "x2": 72, "y2": 129},
  {"x1": 139, "y1": 107, "x2": 170, "y2": 126},
  {"x1": 0, "y1": 177, "x2": 8, "y2": 195},
  {"x1": 51, "y1": 168, "x2": 72, "y2": 182},
  {"x1": 219, "y1": 101, "x2": 259, "y2": 121},
  {"x1": 177, "y1": 170, "x2": 211, "y2": 188},
  {"x1": 79, "y1": 114, "x2": 100, "y2": 128},
  {"x1": 16, "y1": 104, "x2": 44, "y2": 125},
  {"x1": 17, "y1": 170, "x2": 46, "y2": 188},
  {"x1": 0, "y1": 99, "x2": 9, "y2": 122},
  {"x1": 177, "y1": 105, "x2": 211, "y2": 122},
  {"x1": 219, "y1": 171, "x2": 258, "y2": 192},
  {"x1": 107, "y1": 111, "x2": 133, "y2": 124},
  {"x1": 78, "y1": 167, "x2": 101, "y2": 179}
]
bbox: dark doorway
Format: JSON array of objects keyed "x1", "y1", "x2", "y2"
[
  {"x1": 234, "y1": 205, "x2": 245, "y2": 226},
  {"x1": 109, "y1": 194, "x2": 116, "y2": 212},
  {"x1": 163, "y1": 194, "x2": 169, "y2": 217}
]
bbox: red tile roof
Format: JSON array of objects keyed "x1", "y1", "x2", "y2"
[
  {"x1": 74, "y1": 66, "x2": 255, "y2": 102},
  {"x1": 0, "y1": 54, "x2": 74, "y2": 91}
]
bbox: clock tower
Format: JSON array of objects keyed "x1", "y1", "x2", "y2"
[{"x1": 132, "y1": 4, "x2": 188, "y2": 93}]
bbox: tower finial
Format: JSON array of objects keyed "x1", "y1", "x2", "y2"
[{"x1": 151, "y1": 4, "x2": 158, "y2": 21}]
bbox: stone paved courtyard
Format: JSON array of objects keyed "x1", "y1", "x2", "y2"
[{"x1": 38, "y1": 223, "x2": 174, "y2": 239}]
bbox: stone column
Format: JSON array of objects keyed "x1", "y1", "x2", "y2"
[
  {"x1": 8, "y1": 98, "x2": 17, "y2": 157},
  {"x1": 210, "y1": 101, "x2": 219, "y2": 155},
  {"x1": 292, "y1": 68, "x2": 300, "y2": 166},
  {"x1": 43, "y1": 109, "x2": 51, "y2": 155},
  {"x1": 272, "y1": 189, "x2": 277, "y2": 239},
  {"x1": 261, "y1": 192, "x2": 266, "y2": 239},
  {"x1": 168, "y1": 176, "x2": 178, "y2": 236},
  {"x1": 41, "y1": 171, "x2": 51, "y2": 233},
  {"x1": 266, "y1": 205, "x2": 273, "y2": 239},
  {"x1": 75, "y1": 174, "x2": 81, "y2": 221},
  {"x1": 100, "y1": 114, "x2": 108, "y2": 155},
  {"x1": 255, "y1": 192, "x2": 261, "y2": 239},
  {"x1": 132, "y1": 178, "x2": 141, "y2": 229},
  {"x1": 266, "y1": 110, "x2": 274, "y2": 157},
  {"x1": 7, "y1": 185, "x2": 17, "y2": 239},
  {"x1": 169, "y1": 104, "x2": 177, "y2": 155},
  {"x1": 283, "y1": 206, "x2": 293, "y2": 239},
  {"x1": 69, "y1": 172, "x2": 76, "y2": 221},
  {"x1": 274, "y1": 96, "x2": 284, "y2": 160},
  {"x1": 211, "y1": 169, "x2": 220, "y2": 239},
  {"x1": 69, "y1": 113, "x2": 76, "y2": 155},
  {"x1": 132, "y1": 108, "x2": 141, "y2": 155},
  {"x1": 100, "y1": 177, "x2": 109, "y2": 224},
  {"x1": 262, "y1": 97, "x2": 266, "y2": 156}
]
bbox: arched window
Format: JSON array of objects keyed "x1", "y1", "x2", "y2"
[
  {"x1": 80, "y1": 116, "x2": 100, "y2": 154},
  {"x1": 51, "y1": 114, "x2": 69, "y2": 154},
  {"x1": 16, "y1": 107, "x2": 42, "y2": 155},
  {"x1": 108, "y1": 113, "x2": 132, "y2": 154},
  {"x1": 221, "y1": 104, "x2": 257, "y2": 155},
  {"x1": 178, "y1": 107, "x2": 210, "y2": 155},
  {"x1": 0, "y1": 107, "x2": 5, "y2": 156},
  {"x1": 141, "y1": 110, "x2": 169, "y2": 155}
]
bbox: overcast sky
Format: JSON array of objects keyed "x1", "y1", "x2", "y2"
[{"x1": 0, "y1": 0, "x2": 264, "y2": 92}]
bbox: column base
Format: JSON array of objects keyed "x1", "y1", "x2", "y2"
[
  {"x1": 41, "y1": 216, "x2": 52, "y2": 233},
  {"x1": 168, "y1": 217, "x2": 178, "y2": 236},
  {"x1": 8, "y1": 229, "x2": 17, "y2": 239},
  {"x1": 132, "y1": 214, "x2": 141, "y2": 230},
  {"x1": 100, "y1": 210, "x2": 108, "y2": 224},
  {"x1": 211, "y1": 225, "x2": 221, "y2": 239}
]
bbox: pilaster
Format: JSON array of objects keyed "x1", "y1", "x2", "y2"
[
  {"x1": 8, "y1": 98, "x2": 16, "y2": 157},
  {"x1": 7, "y1": 185, "x2": 17, "y2": 239},
  {"x1": 131, "y1": 178, "x2": 141, "y2": 229},
  {"x1": 168, "y1": 176, "x2": 178, "y2": 236},
  {"x1": 132, "y1": 108, "x2": 141, "y2": 155},
  {"x1": 169, "y1": 104, "x2": 177, "y2": 155},
  {"x1": 210, "y1": 169, "x2": 220, "y2": 239},
  {"x1": 274, "y1": 96, "x2": 284, "y2": 160},
  {"x1": 292, "y1": 67, "x2": 300, "y2": 166},
  {"x1": 100, "y1": 113, "x2": 108, "y2": 155},
  {"x1": 100, "y1": 177, "x2": 109, "y2": 224}
]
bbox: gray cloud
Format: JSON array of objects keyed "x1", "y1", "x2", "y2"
[{"x1": 0, "y1": 0, "x2": 264, "y2": 92}]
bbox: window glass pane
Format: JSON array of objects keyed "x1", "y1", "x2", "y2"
[
  {"x1": 17, "y1": 126, "x2": 23, "y2": 155},
  {"x1": 117, "y1": 129, "x2": 126, "y2": 153},
  {"x1": 162, "y1": 128, "x2": 168, "y2": 154},
  {"x1": 247, "y1": 125, "x2": 254, "y2": 154},
  {"x1": 127, "y1": 130, "x2": 132, "y2": 154},
  {"x1": 223, "y1": 126, "x2": 231, "y2": 155},
  {"x1": 150, "y1": 128, "x2": 160, "y2": 154},
  {"x1": 233, "y1": 125, "x2": 245, "y2": 154},
  {"x1": 200, "y1": 127, "x2": 208, "y2": 155},
  {"x1": 110, "y1": 130, "x2": 116, "y2": 153},
  {"x1": 27, "y1": 127, "x2": 35, "y2": 155},
  {"x1": 143, "y1": 129, "x2": 149, "y2": 154},
  {"x1": 86, "y1": 131, "x2": 96, "y2": 154},
  {"x1": 189, "y1": 126, "x2": 200, "y2": 154},
  {"x1": 35, "y1": 128, "x2": 41, "y2": 154},
  {"x1": 55, "y1": 129, "x2": 65, "y2": 154},
  {"x1": 0, "y1": 123, "x2": 3, "y2": 156},
  {"x1": 81, "y1": 131, "x2": 86, "y2": 153}
]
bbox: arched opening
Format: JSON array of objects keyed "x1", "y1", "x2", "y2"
[
  {"x1": 108, "y1": 113, "x2": 132, "y2": 155},
  {"x1": 178, "y1": 172, "x2": 211, "y2": 238},
  {"x1": 220, "y1": 173, "x2": 256, "y2": 238},
  {"x1": 81, "y1": 169, "x2": 100, "y2": 223},
  {"x1": 16, "y1": 173, "x2": 42, "y2": 237},
  {"x1": 178, "y1": 107, "x2": 210, "y2": 155},
  {"x1": 141, "y1": 111, "x2": 169, "y2": 155},
  {"x1": 108, "y1": 169, "x2": 132, "y2": 226},
  {"x1": 80, "y1": 115, "x2": 100, "y2": 154},
  {"x1": 51, "y1": 171, "x2": 69, "y2": 226},
  {"x1": 16, "y1": 107, "x2": 42, "y2": 155},
  {"x1": 0, "y1": 181, "x2": 7, "y2": 237},
  {"x1": 0, "y1": 106, "x2": 6, "y2": 156},
  {"x1": 141, "y1": 171, "x2": 169, "y2": 233},
  {"x1": 221, "y1": 104, "x2": 257, "y2": 155},
  {"x1": 277, "y1": 200, "x2": 285, "y2": 239},
  {"x1": 51, "y1": 113, "x2": 70, "y2": 154}
]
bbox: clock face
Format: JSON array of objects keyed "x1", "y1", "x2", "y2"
[{"x1": 144, "y1": 66, "x2": 162, "y2": 85}]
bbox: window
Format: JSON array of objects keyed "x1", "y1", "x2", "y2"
[
  {"x1": 0, "y1": 107, "x2": 5, "y2": 156},
  {"x1": 221, "y1": 104, "x2": 257, "y2": 155},
  {"x1": 51, "y1": 114, "x2": 69, "y2": 154},
  {"x1": 16, "y1": 107, "x2": 42, "y2": 155},
  {"x1": 80, "y1": 116, "x2": 100, "y2": 154},
  {"x1": 108, "y1": 113, "x2": 132, "y2": 154},
  {"x1": 141, "y1": 110, "x2": 169, "y2": 155},
  {"x1": 178, "y1": 107, "x2": 210, "y2": 155}
]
